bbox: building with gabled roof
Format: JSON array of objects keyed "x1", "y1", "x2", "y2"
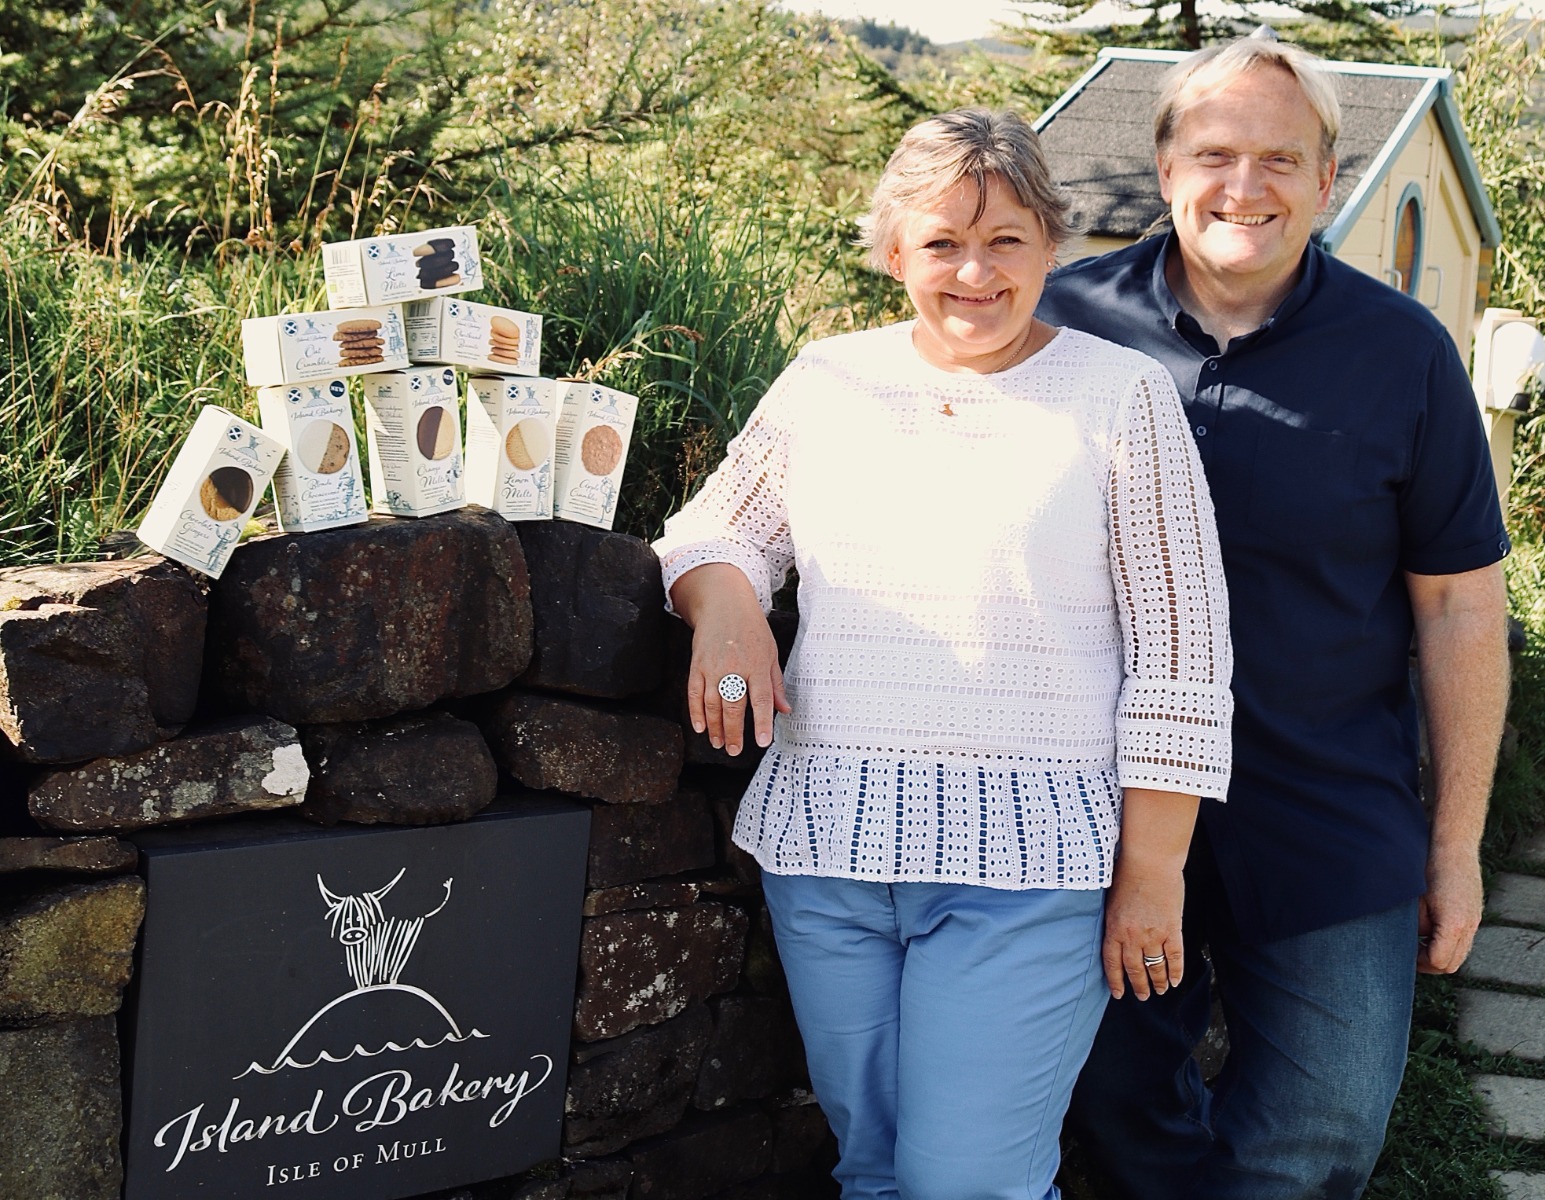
[{"x1": 1034, "y1": 47, "x2": 1503, "y2": 355}]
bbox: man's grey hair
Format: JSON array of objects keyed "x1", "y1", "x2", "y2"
[
  {"x1": 858, "y1": 107, "x2": 1078, "y2": 273},
  {"x1": 1154, "y1": 36, "x2": 1341, "y2": 165}
]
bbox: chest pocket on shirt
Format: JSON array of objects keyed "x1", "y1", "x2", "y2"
[{"x1": 1247, "y1": 423, "x2": 1358, "y2": 546}]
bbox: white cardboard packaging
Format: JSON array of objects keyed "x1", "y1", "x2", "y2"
[
  {"x1": 360, "y1": 366, "x2": 467, "y2": 518},
  {"x1": 241, "y1": 306, "x2": 409, "y2": 387},
  {"x1": 405, "y1": 297, "x2": 541, "y2": 376},
  {"x1": 551, "y1": 381, "x2": 638, "y2": 530},
  {"x1": 256, "y1": 379, "x2": 369, "y2": 533},
  {"x1": 323, "y1": 226, "x2": 483, "y2": 309},
  {"x1": 136, "y1": 406, "x2": 285, "y2": 578},
  {"x1": 465, "y1": 376, "x2": 558, "y2": 520}
]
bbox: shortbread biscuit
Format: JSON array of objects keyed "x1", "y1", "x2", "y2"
[
  {"x1": 580, "y1": 424, "x2": 623, "y2": 476},
  {"x1": 505, "y1": 419, "x2": 546, "y2": 470},
  {"x1": 199, "y1": 466, "x2": 255, "y2": 522},
  {"x1": 489, "y1": 316, "x2": 521, "y2": 353},
  {"x1": 416, "y1": 405, "x2": 456, "y2": 461},
  {"x1": 430, "y1": 273, "x2": 462, "y2": 288}
]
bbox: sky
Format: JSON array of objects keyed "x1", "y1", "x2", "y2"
[
  {"x1": 776, "y1": 0, "x2": 1545, "y2": 43},
  {"x1": 777, "y1": 0, "x2": 1026, "y2": 43}
]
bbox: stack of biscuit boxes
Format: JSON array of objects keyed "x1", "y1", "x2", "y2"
[
  {"x1": 137, "y1": 227, "x2": 639, "y2": 579},
  {"x1": 327, "y1": 224, "x2": 637, "y2": 532}
]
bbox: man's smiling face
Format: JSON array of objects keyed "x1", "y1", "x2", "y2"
[{"x1": 1158, "y1": 65, "x2": 1336, "y2": 298}]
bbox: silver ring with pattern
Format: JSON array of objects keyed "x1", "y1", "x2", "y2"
[{"x1": 717, "y1": 673, "x2": 749, "y2": 704}]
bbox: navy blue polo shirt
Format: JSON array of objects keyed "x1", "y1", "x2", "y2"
[{"x1": 1038, "y1": 234, "x2": 1509, "y2": 942}]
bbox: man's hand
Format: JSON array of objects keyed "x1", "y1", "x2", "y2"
[{"x1": 1418, "y1": 846, "x2": 1484, "y2": 974}]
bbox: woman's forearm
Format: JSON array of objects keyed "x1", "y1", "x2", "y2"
[
  {"x1": 1117, "y1": 788, "x2": 1200, "y2": 873},
  {"x1": 1103, "y1": 787, "x2": 1200, "y2": 1000},
  {"x1": 668, "y1": 562, "x2": 765, "y2": 629}
]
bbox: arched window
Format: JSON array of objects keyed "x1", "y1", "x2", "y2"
[{"x1": 1391, "y1": 184, "x2": 1424, "y2": 297}]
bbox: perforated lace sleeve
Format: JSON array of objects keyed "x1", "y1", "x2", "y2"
[
  {"x1": 652, "y1": 358, "x2": 801, "y2": 614},
  {"x1": 1108, "y1": 364, "x2": 1234, "y2": 798}
]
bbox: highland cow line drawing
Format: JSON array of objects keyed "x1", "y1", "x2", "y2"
[
  {"x1": 320, "y1": 868, "x2": 451, "y2": 989},
  {"x1": 236, "y1": 868, "x2": 486, "y2": 1079}
]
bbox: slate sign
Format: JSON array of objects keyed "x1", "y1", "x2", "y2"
[{"x1": 122, "y1": 800, "x2": 589, "y2": 1200}]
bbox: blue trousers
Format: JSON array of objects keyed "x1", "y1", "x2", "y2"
[
  {"x1": 1064, "y1": 831, "x2": 1418, "y2": 1200},
  {"x1": 761, "y1": 872, "x2": 1108, "y2": 1200}
]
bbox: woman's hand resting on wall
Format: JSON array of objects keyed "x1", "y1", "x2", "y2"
[{"x1": 668, "y1": 563, "x2": 790, "y2": 757}]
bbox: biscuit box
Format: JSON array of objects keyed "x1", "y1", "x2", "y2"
[
  {"x1": 256, "y1": 378, "x2": 369, "y2": 533},
  {"x1": 323, "y1": 226, "x2": 483, "y2": 309},
  {"x1": 241, "y1": 306, "x2": 409, "y2": 387},
  {"x1": 464, "y1": 376, "x2": 558, "y2": 521},
  {"x1": 551, "y1": 381, "x2": 638, "y2": 530},
  {"x1": 359, "y1": 365, "x2": 467, "y2": 517},
  {"x1": 404, "y1": 297, "x2": 541, "y2": 376},
  {"x1": 136, "y1": 406, "x2": 285, "y2": 578}
]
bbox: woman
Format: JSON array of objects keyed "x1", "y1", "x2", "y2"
[{"x1": 653, "y1": 108, "x2": 1232, "y2": 1200}]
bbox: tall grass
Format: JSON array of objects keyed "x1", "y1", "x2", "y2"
[
  {"x1": 0, "y1": 154, "x2": 853, "y2": 565},
  {"x1": 479, "y1": 159, "x2": 853, "y2": 537}
]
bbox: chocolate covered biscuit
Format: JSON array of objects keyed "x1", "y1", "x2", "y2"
[
  {"x1": 297, "y1": 420, "x2": 352, "y2": 474},
  {"x1": 199, "y1": 466, "x2": 255, "y2": 522},
  {"x1": 505, "y1": 420, "x2": 544, "y2": 470},
  {"x1": 416, "y1": 405, "x2": 457, "y2": 461}
]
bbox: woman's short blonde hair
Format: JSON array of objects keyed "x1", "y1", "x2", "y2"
[
  {"x1": 858, "y1": 107, "x2": 1077, "y2": 273},
  {"x1": 1154, "y1": 36, "x2": 1340, "y2": 165}
]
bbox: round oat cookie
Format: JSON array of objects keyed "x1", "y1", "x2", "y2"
[
  {"x1": 505, "y1": 418, "x2": 548, "y2": 470},
  {"x1": 334, "y1": 319, "x2": 381, "y2": 337},
  {"x1": 297, "y1": 420, "x2": 352, "y2": 475},
  {"x1": 199, "y1": 466, "x2": 255, "y2": 522},
  {"x1": 580, "y1": 424, "x2": 624, "y2": 477},
  {"x1": 416, "y1": 405, "x2": 457, "y2": 461}
]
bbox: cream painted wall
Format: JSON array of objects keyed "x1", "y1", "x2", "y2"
[
  {"x1": 1333, "y1": 112, "x2": 1482, "y2": 355},
  {"x1": 1065, "y1": 234, "x2": 1136, "y2": 264}
]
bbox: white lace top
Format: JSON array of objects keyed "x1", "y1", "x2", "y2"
[{"x1": 653, "y1": 323, "x2": 1233, "y2": 890}]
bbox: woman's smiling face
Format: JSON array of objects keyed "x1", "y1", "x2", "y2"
[{"x1": 887, "y1": 173, "x2": 1054, "y2": 374}]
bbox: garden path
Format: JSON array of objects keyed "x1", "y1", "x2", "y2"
[{"x1": 1460, "y1": 828, "x2": 1545, "y2": 1199}]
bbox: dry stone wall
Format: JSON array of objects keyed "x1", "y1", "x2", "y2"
[{"x1": 0, "y1": 508, "x2": 833, "y2": 1200}]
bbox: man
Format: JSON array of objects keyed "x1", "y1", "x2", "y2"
[{"x1": 1037, "y1": 34, "x2": 1511, "y2": 1200}]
